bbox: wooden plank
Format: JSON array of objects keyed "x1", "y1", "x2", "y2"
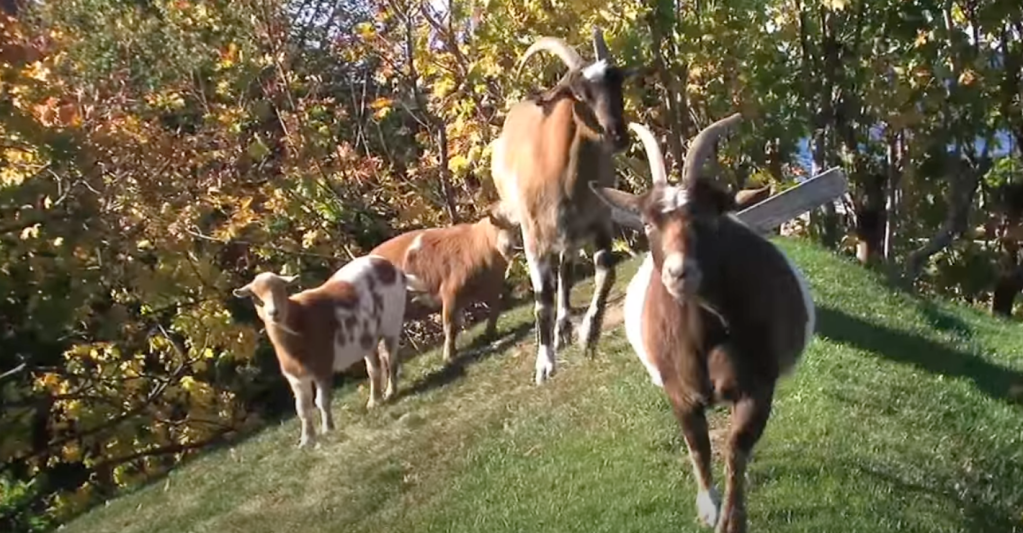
[{"x1": 736, "y1": 167, "x2": 848, "y2": 234}]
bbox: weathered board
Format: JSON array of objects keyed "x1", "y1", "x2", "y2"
[{"x1": 736, "y1": 167, "x2": 848, "y2": 234}]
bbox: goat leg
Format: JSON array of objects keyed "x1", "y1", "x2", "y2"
[
  {"x1": 441, "y1": 298, "x2": 461, "y2": 363},
  {"x1": 380, "y1": 335, "x2": 400, "y2": 401},
  {"x1": 482, "y1": 287, "x2": 503, "y2": 340},
  {"x1": 287, "y1": 375, "x2": 317, "y2": 448},
  {"x1": 579, "y1": 229, "x2": 616, "y2": 355},
  {"x1": 717, "y1": 389, "x2": 774, "y2": 533},
  {"x1": 314, "y1": 377, "x2": 335, "y2": 433},
  {"x1": 555, "y1": 249, "x2": 576, "y2": 350},
  {"x1": 663, "y1": 375, "x2": 719, "y2": 528},
  {"x1": 364, "y1": 352, "x2": 383, "y2": 409},
  {"x1": 524, "y1": 242, "x2": 557, "y2": 384}
]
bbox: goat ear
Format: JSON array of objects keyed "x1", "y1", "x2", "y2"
[
  {"x1": 689, "y1": 179, "x2": 736, "y2": 216},
  {"x1": 280, "y1": 274, "x2": 299, "y2": 285},
  {"x1": 733, "y1": 185, "x2": 772, "y2": 211},
  {"x1": 620, "y1": 65, "x2": 646, "y2": 80},
  {"x1": 589, "y1": 184, "x2": 644, "y2": 230},
  {"x1": 564, "y1": 70, "x2": 592, "y2": 102},
  {"x1": 232, "y1": 284, "x2": 253, "y2": 298}
]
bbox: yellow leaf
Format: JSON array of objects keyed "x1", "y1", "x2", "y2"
[
  {"x1": 958, "y1": 69, "x2": 977, "y2": 85},
  {"x1": 20, "y1": 223, "x2": 40, "y2": 240},
  {"x1": 448, "y1": 154, "x2": 470, "y2": 174},
  {"x1": 369, "y1": 96, "x2": 392, "y2": 110},
  {"x1": 914, "y1": 30, "x2": 929, "y2": 48}
]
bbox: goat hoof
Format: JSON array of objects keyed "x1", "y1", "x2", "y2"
[
  {"x1": 534, "y1": 361, "x2": 555, "y2": 385},
  {"x1": 713, "y1": 503, "x2": 744, "y2": 533},
  {"x1": 534, "y1": 345, "x2": 555, "y2": 385},
  {"x1": 297, "y1": 437, "x2": 314, "y2": 449},
  {"x1": 696, "y1": 488, "x2": 720, "y2": 528},
  {"x1": 554, "y1": 318, "x2": 574, "y2": 350},
  {"x1": 578, "y1": 314, "x2": 599, "y2": 351}
]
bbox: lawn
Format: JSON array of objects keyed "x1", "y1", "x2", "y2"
[{"x1": 61, "y1": 239, "x2": 1023, "y2": 533}]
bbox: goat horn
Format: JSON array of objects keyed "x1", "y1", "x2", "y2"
[
  {"x1": 681, "y1": 112, "x2": 743, "y2": 185},
  {"x1": 629, "y1": 123, "x2": 667, "y2": 186},
  {"x1": 517, "y1": 37, "x2": 585, "y2": 74},
  {"x1": 592, "y1": 27, "x2": 610, "y2": 61}
]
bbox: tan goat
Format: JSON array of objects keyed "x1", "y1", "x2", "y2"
[
  {"x1": 491, "y1": 28, "x2": 640, "y2": 384},
  {"x1": 233, "y1": 255, "x2": 414, "y2": 448},
  {"x1": 369, "y1": 211, "x2": 520, "y2": 362}
]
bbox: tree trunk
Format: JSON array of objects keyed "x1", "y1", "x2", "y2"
[
  {"x1": 810, "y1": 129, "x2": 840, "y2": 248},
  {"x1": 904, "y1": 158, "x2": 984, "y2": 280},
  {"x1": 854, "y1": 173, "x2": 886, "y2": 265},
  {"x1": 647, "y1": 1, "x2": 686, "y2": 170},
  {"x1": 883, "y1": 132, "x2": 903, "y2": 260},
  {"x1": 992, "y1": 267, "x2": 1023, "y2": 317},
  {"x1": 436, "y1": 123, "x2": 459, "y2": 223}
]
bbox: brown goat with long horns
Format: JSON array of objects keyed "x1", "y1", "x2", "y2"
[
  {"x1": 490, "y1": 28, "x2": 640, "y2": 384},
  {"x1": 590, "y1": 117, "x2": 816, "y2": 533}
]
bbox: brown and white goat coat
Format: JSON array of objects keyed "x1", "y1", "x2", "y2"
[
  {"x1": 593, "y1": 118, "x2": 815, "y2": 533},
  {"x1": 233, "y1": 255, "x2": 411, "y2": 448},
  {"x1": 491, "y1": 28, "x2": 639, "y2": 384},
  {"x1": 369, "y1": 213, "x2": 519, "y2": 362}
]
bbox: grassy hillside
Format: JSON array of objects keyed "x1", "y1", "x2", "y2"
[{"x1": 61, "y1": 239, "x2": 1023, "y2": 533}]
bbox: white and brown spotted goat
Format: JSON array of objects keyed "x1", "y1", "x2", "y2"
[
  {"x1": 491, "y1": 28, "x2": 640, "y2": 384},
  {"x1": 233, "y1": 255, "x2": 415, "y2": 448},
  {"x1": 590, "y1": 116, "x2": 815, "y2": 533},
  {"x1": 369, "y1": 209, "x2": 520, "y2": 362}
]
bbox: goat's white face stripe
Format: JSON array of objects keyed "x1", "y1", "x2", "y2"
[
  {"x1": 582, "y1": 59, "x2": 609, "y2": 81},
  {"x1": 660, "y1": 186, "x2": 690, "y2": 214},
  {"x1": 662, "y1": 253, "x2": 687, "y2": 280},
  {"x1": 263, "y1": 297, "x2": 279, "y2": 320}
]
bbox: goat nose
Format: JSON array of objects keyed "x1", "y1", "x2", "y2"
[{"x1": 666, "y1": 262, "x2": 686, "y2": 280}]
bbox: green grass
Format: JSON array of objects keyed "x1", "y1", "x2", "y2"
[{"x1": 62, "y1": 239, "x2": 1023, "y2": 533}]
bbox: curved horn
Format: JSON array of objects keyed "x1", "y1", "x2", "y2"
[
  {"x1": 592, "y1": 27, "x2": 610, "y2": 60},
  {"x1": 628, "y1": 122, "x2": 667, "y2": 186},
  {"x1": 681, "y1": 112, "x2": 744, "y2": 185},
  {"x1": 517, "y1": 37, "x2": 585, "y2": 74}
]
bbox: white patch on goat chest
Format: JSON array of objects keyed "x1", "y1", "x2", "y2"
[
  {"x1": 490, "y1": 136, "x2": 524, "y2": 225},
  {"x1": 625, "y1": 254, "x2": 664, "y2": 387}
]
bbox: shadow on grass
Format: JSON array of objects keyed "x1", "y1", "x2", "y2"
[
  {"x1": 815, "y1": 306, "x2": 1023, "y2": 407},
  {"x1": 397, "y1": 320, "x2": 535, "y2": 400},
  {"x1": 919, "y1": 300, "x2": 974, "y2": 342},
  {"x1": 758, "y1": 451, "x2": 1021, "y2": 532},
  {"x1": 853, "y1": 461, "x2": 1021, "y2": 533}
]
